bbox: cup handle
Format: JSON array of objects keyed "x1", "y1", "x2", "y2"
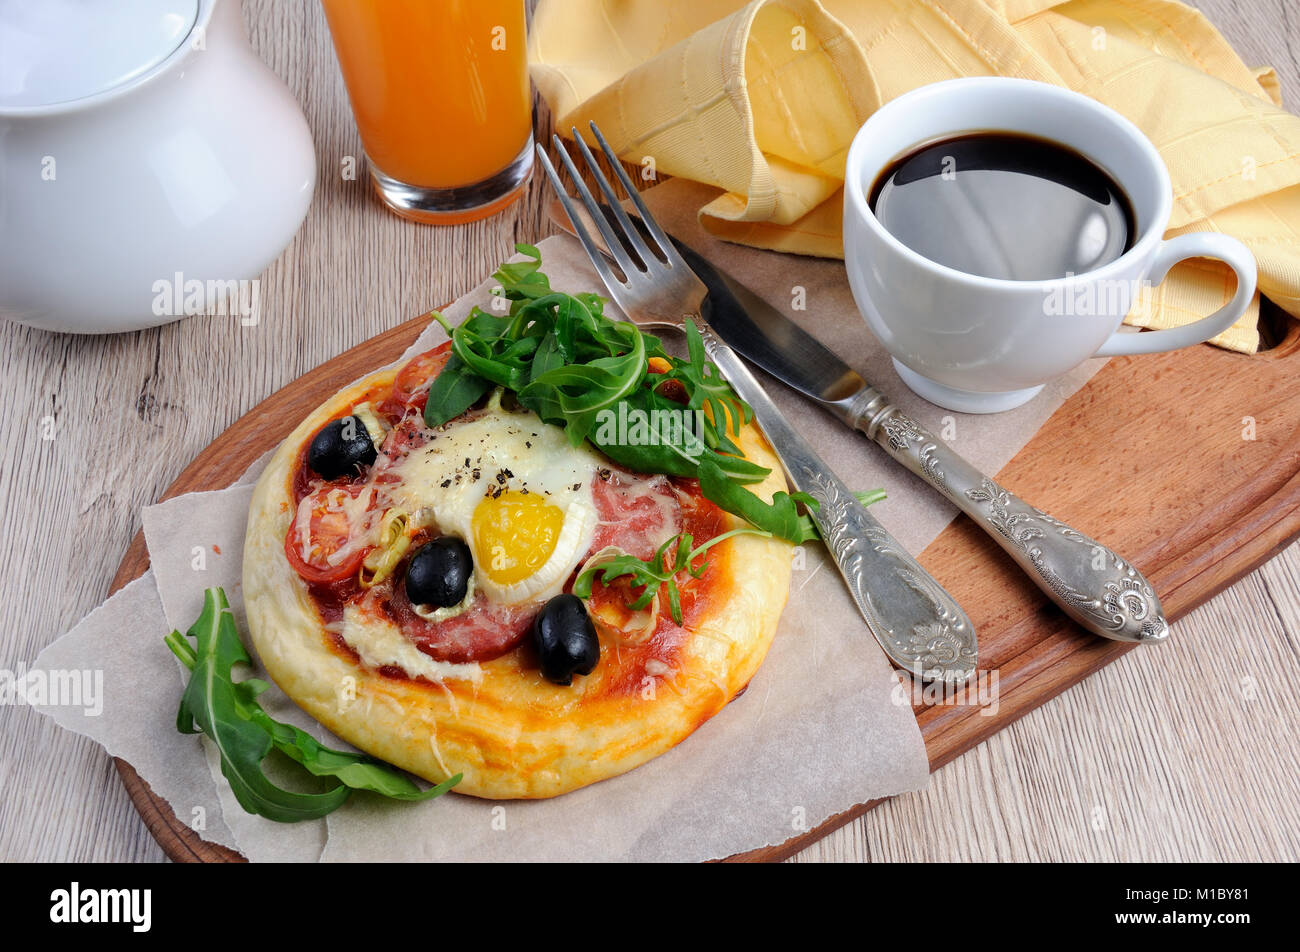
[{"x1": 1093, "y1": 232, "x2": 1257, "y2": 357}]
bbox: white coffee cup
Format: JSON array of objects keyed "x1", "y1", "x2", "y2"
[{"x1": 843, "y1": 77, "x2": 1257, "y2": 413}]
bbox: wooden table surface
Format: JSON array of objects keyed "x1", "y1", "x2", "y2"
[{"x1": 3, "y1": 0, "x2": 1298, "y2": 863}]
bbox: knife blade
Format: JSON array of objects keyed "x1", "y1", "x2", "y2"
[{"x1": 546, "y1": 200, "x2": 1170, "y2": 644}]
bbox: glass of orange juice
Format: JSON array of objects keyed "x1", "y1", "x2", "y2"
[{"x1": 321, "y1": 0, "x2": 533, "y2": 224}]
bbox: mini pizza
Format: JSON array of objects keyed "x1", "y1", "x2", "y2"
[{"x1": 243, "y1": 259, "x2": 794, "y2": 799}]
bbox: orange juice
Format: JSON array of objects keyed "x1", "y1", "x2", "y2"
[{"x1": 322, "y1": 0, "x2": 533, "y2": 222}]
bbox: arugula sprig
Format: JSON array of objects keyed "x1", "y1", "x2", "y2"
[
  {"x1": 166, "y1": 588, "x2": 458, "y2": 823},
  {"x1": 573, "y1": 481, "x2": 887, "y2": 625},
  {"x1": 573, "y1": 528, "x2": 770, "y2": 625}
]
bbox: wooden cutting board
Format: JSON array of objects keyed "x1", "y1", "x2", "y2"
[{"x1": 109, "y1": 308, "x2": 1300, "y2": 862}]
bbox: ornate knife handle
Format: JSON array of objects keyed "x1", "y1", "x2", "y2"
[
  {"x1": 833, "y1": 389, "x2": 1169, "y2": 643},
  {"x1": 700, "y1": 327, "x2": 978, "y2": 683}
]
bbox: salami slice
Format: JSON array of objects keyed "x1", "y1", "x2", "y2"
[
  {"x1": 388, "y1": 583, "x2": 537, "y2": 664},
  {"x1": 589, "y1": 469, "x2": 682, "y2": 559}
]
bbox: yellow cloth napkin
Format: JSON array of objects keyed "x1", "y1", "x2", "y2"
[{"x1": 529, "y1": 0, "x2": 1300, "y2": 353}]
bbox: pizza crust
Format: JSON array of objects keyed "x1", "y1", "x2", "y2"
[{"x1": 243, "y1": 360, "x2": 793, "y2": 799}]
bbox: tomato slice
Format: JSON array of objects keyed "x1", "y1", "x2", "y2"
[
  {"x1": 386, "y1": 342, "x2": 452, "y2": 414},
  {"x1": 284, "y1": 487, "x2": 374, "y2": 584}
]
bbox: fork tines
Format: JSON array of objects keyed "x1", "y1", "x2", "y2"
[{"x1": 534, "y1": 121, "x2": 690, "y2": 290}]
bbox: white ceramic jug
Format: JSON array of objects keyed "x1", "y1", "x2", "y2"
[{"x1": 0, "y1": 0, "x2": 315, "y2": 333}]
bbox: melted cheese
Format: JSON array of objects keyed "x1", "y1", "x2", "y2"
[
  {"x1": 340, "y1": 603, "x2": 481, "y2": 684},
  {"x1": 294, "y1": 485, "x2": 380, "y2": 567}
]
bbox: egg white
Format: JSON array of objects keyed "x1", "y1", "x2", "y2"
[{"x1": 380, "y1": 403, "x2": 602, "y2": 606}]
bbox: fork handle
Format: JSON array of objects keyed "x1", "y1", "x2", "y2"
[
  {"x1": 831, "y1": 392, "x2": 1170, "y2": 643},
  {"x1": 697, "y1": 324, "x2": 977, "y2": 683}
]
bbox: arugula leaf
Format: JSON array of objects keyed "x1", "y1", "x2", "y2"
[
  {"x1": 697, "y1": 460, "x2": 821, "y2": 544},
  {"x1": 244, "y1": 705, "x2": 459, "y2": 801},
  {"x1": 697, "y1": 460, "x2": 886, "y2": 544},
  {"x1": 493, "y1": 242, "x2": 550, "y2": 299},
  {"x1": 423, "y1": 356, "x2": 494, "y2": 428},
  {"x1": 166, "y1": 589, "x2": 458, "y2": 822},
  {"x1": 521, "y1": 324, "x2": 645, "y2": 446}
]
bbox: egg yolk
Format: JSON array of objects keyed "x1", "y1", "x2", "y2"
[{"x1": 471, "y1": 491, "x2": 566, "y2": 585}]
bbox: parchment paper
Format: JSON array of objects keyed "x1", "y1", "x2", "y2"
[{"x1": 36, "y1": 178, "x2": 1106, "y2": 861}]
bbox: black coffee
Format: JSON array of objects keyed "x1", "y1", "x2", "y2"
[{"x1": 868, "y1": 132, "x2": 1135, "y2": 281}]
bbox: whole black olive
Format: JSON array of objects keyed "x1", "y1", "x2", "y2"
[
  {"x1": 405, "y1": 537, "x2": 473, "y2": 608},
  {"x1": 532, "y1": 594, "x2": 600, "y2": 686},
  {"x1": 307, "y1": 416, "x2": 377, "y2": 480}
]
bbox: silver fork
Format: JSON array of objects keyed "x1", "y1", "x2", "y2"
[{"x1": 535, "y1": 122, "x2": 978, "y2": 684}]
